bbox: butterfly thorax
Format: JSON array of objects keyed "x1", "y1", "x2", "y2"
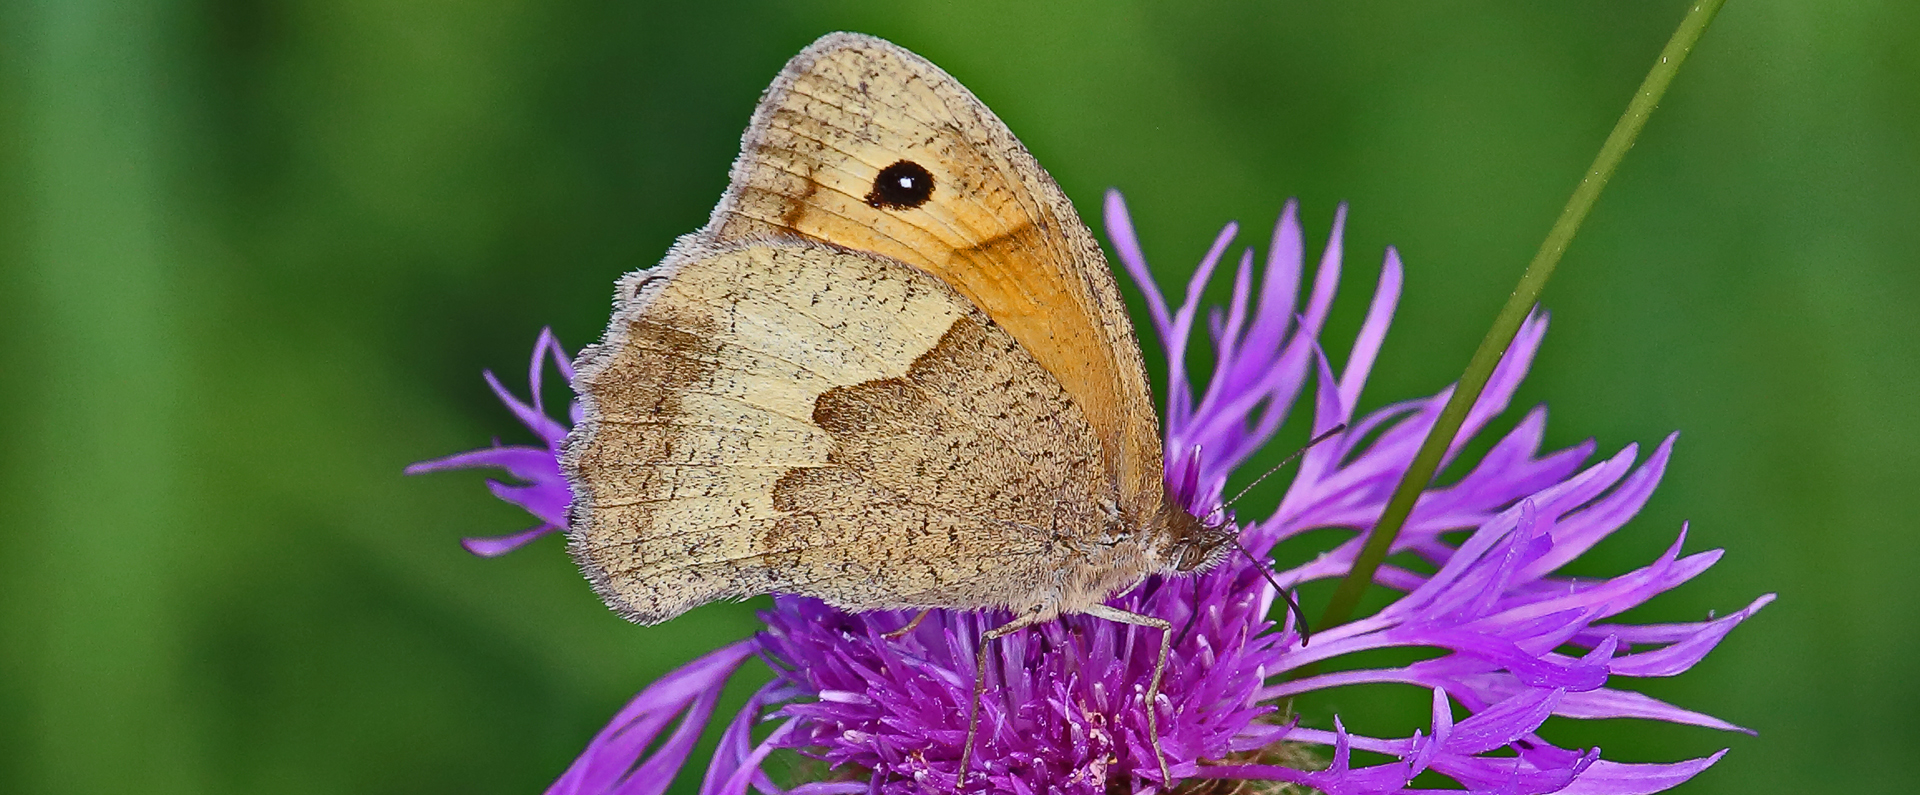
[{"x1": 1042, "y1": 491, "x2": 1232, "y2": 619}]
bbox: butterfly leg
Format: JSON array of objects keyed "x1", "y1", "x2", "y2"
[
  {"x1": 959, "y1": 604, "x2": 1049, "y2": 789},
  {"x1": 1173, "y1": 578, "x2": 1205, "y2": 648},
  {"x1": 1083, "y1": 603, "x2": 1175, "y2": 787},
  {"x1": 882, "y1": 608, "x2": 933, "y2": 640}
]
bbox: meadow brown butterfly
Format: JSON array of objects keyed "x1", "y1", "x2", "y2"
[{"x1": 561, "y1": 32, "x2": 1238, "y2": 786}]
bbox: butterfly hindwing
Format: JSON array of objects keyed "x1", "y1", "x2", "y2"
[{"x1": 564, "y1": 239, "x2": 1117, "y2": 622}]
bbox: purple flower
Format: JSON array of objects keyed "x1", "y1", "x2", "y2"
[{"x1": 415, "y1": 192, "x2": 1768, "y2": 795}]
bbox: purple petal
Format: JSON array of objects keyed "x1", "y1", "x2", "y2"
[
  {"x1": 1554, "y1": 752, "x2": 1727, "y2": 795},
  {"x1": 486, "y1": 369, "x2": 568, "y2": 446},
  {"x1": 1550, "y1": 684, "x2": 1749, "y2": 733},
  {"x1": 1603, "y1": 594, "x2": 1773, "y2": 678},
  {"x1": 1336, "y1": 248, "x2": 1402, "y2": 416},
  {"x1": 1441, "y1": 688, "x2": 1562, "y2": 755},
  {"x1": 708, "y1": 720, "x2": 799, "y2": 795},
  {"x1": 785, "y1": 784, "x2": 868, "y2": 795},
  {"x1": 1164, "y1": 222, "x2": 1241, "y2": 433},
  {"x1": 1520, "y1": 435, "x2": 1676, "y2": 579},
  {"x1": 548, "y1": 641, "x2": 756, "y2": 795},
  {"x1": 405, "y1": 445, "x2": 557, "y2": 479},
  {"x1": 1104, "y1": 190, "x2": 1175, "y2": 341},
  {"x1": 486, "y1": 478, "x2": 570, "y2": 527},
  {"x1": 1452, "y1": 311, "x2": 1550, "y2": 462},
  {"x1": 1301, "y1": 203, "x2": 1344, "y2": 334},
  {"x1": 1235, "y1": 201, "x2": 1304, "y2": 371},
  {"x1": 461, "y1": 524, "x2": 559, "y2": 557}
]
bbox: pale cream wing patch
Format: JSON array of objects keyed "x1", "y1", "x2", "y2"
[
  {"x1": 563, "y1": 239, "x2": 1115, "y2": 623},
  {"x1": 704, "y1": 32, "x2": 1168, "y2": 520}
]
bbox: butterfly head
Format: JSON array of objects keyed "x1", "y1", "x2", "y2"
[{"x1": 1158, "y1": 497, "x2": 1236, "y2": 574}]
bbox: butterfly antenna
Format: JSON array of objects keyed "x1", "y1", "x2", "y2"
[
  {"x1": 1205, "y1": 423, "x2": 1347, "y2": 524},
  {"x1": 1228, "y1": 537, "x2": 1313, "y2": 644},
  {"x1": 1204, "y1": 425, "x2": 1344, "y2": 645}
]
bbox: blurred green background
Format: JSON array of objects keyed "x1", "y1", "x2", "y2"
[{"x1": 4, "y1": 1, "x2": 1913, "y2": 793}]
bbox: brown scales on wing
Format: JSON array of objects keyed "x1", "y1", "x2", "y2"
[
  {"x1": 708, "y1": 34, "x2": 1180, "y2": 535},
  {"x1": 565, "y1": 241, "x2": 1169, "y2": 622}
]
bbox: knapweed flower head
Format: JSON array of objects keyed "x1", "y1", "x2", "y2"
[{"x1": 413, "y1": 192, "x2": 1768, "y2": 795}]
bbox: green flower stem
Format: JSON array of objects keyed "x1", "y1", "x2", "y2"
[{"x1": 1315, "y1": 0, "x2": 1727, "y2": 631}]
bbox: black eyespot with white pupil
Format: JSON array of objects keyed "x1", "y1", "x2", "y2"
[{"x1": 866, "y1": 160, "x2": 934, "y2": 209}]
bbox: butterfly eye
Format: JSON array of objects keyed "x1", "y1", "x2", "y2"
[{"x1": 866, "y1": 160, "x2": 935, "y2": 209}]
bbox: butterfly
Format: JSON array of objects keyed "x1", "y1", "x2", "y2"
[{"x1": 561, "y1": 32, "x2": 1240, "y2": 786}]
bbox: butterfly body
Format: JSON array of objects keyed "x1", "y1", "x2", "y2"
[
  {"x1": 563, "y1": 33, "x2": 1229, "y2": 625},
  {"x1": 560, "y1": 32, "x2": 1233, "y2": 785}
]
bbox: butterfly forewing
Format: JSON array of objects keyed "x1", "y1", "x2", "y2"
[{"x1": 707, "y1": 33, "x2": 1168, "y2": 518}]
